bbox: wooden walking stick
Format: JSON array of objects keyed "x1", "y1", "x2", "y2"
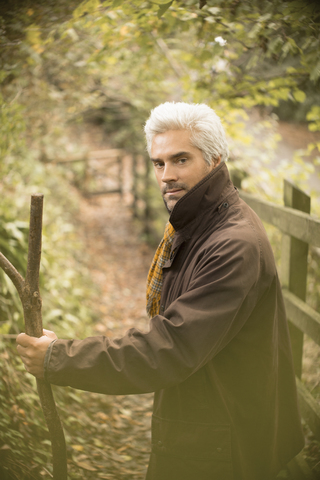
[{"x1": 0, "y1": 194, "x2": 67, "y2": 479}]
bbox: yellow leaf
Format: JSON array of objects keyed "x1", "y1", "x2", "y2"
[
  {"x1": 293, "y1": 90, "x2": 306, "y2": 103},
  {"x1": 33, "y1": 45, "x2": 44, "y2": 54},
  {"x1": 307, "y1": 143, "x2": 315, "y2": 152},
  {"x1": 26, "y1": 25, "x2": 41, "y2": 45},
  {"x1": 72, "y1": 444, "x2": 84, "y2": 451},
  {"x1": 107, "y1": 57, "x2": 117, "y2": 65},
  {"x1": 120, "y1": 25, "x2": 129, "y2": 36},
  {"x1": 77, "y1": 461, "x2": 97, "y2": 471}
]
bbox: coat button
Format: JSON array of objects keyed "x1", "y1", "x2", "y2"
[
  {"x1": 223, "y1": 202, "x2": 229, "y2": 208},
  {"x1": 217, "y1": 447, "x2": 222, "y2": 453}
]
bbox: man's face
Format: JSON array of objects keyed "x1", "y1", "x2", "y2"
[{"x1": 151, "y1": 129, "x2": 220, "y2": 212}]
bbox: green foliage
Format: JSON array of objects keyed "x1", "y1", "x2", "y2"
[
  {"x1": 0, "y1": 152, "x2": 102, "y2": 477},
  {"x1": 0, "y1": 145, "x2": 98, "y2": 336},
  {"x1": 307, "y1": 106, "x2": 320, "y2": 134},
  {"x1": 1, "y1": 0, "x2": 320, "y2": 159},
  {"x1": 0, "y1": 218, "x2": 28, "y2": 334}
]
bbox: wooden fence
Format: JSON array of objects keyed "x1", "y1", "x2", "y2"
[
  {"x1": 55, "y1": 149, "x2": 124, "y2": 198},
  {"x1": 131, "y1": 153, "x2": 156, "y2": 238},
  {"x1": 231, "y1": 171, "x2": 320, "y2": 480},
  {"x1": 55, "y1": 150, "x2": 162, "y2": 242}
]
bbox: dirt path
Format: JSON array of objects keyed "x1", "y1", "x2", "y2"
[
  {"x1": 67, "y1": 189, "x2": 157, "y2": 479},
  {"x1": 80, "y1": 193, "x2": 154, "y2": 337}
]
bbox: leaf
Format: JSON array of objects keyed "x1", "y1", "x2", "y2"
[
  {"x1": 72, "y1": 444, "x2": 84, "y2": 451},
  {"x1": 267, "y1": 36, "x2": 283, "y2": 55},
  {"x1": 157, "y1": 1, "x2": 173, "y2": 18},
  {"x1": 310, "y1": 60, "x2": 320, "y2": 83},
  {"x1": 293, "y1": 90, "x2": 306, "y2": 103},
  {"x1": 0, "y1": 444, "x2": 11, "y2": 451},
  {"x1": 207, "y1": 7, "x2": 220, "y2": 15},
  {"x1": 308, "y1": 123, "x2": 320, "y2": 132},
  {"x1": 306, "y1": 106, "x2": 320, "y2": 121},
  {"x1": 77, "y1": 461, "x2": 97, "y2": 471}
]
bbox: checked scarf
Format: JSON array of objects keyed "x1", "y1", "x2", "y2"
[{"x1": 146, "y1": 222, "x2": 175, "y2": 318}]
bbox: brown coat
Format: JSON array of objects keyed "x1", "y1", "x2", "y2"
[{"x1": 45, "y1": 162, "x2": 304, "y2": 479}]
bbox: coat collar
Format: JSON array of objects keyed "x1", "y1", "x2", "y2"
[{"x1": 169, "y1": 162, "x2": 235, "y2": 232}]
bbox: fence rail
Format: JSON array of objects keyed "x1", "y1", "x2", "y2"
[
  {"x1": 282, "y1": 289, "x2": 320, "y2": 346},
  {"x1": 55, "y1": 149, "x2": 124, "y2": 198},
  {"x1": 238, "y1": 191, "x2": 320, "y2": 247}
]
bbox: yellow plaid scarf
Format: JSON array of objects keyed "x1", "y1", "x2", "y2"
[{"x1": 146, "y1": 222, "x2": 175, "y2": 318}]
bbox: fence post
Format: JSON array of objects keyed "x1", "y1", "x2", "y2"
[
  {"x1": 280, "y1": 180, "x2": 310, "y2": 378},
  {"x1": 118, "y1": 154, "x2": 123, "y2": 199}
]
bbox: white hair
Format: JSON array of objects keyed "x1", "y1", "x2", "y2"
[{"x1": 144, "y1": 102, "x2": 229, "y2": 165}]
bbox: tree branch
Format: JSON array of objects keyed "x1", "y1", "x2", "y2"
[
  {"x1": 23, "y1": 194, "x2": 44, "y2": 338},
  {"x1": 0, "y1": 251, "x2": 24, "y2": 300},
  {"x1": 151, "y1": 32, "x2": 185, "y2": 79},
  {"x1": 25, "y1": 194, "x2": 67, "y2": 479}
]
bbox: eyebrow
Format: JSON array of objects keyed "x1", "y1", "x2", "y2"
[{"x1": 151, "y1": 151, "x2": 190, "y2": 162}]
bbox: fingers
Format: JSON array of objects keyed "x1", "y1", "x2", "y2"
[
  {"x1": 16, "y1": 331, "x2": 57, "y2": 379},
  {"x1": 16, "y1": 332, "x2": 31, "y2": 348},
  {"x1": 16, "y1": 330, "x2": 57, "y2": 347},
  {"x1": 19, "y1": 353, "x2": 42, "y2": 376},
  {"x1": 17, "y1": 349, "x2": 45, "y2": 379}
]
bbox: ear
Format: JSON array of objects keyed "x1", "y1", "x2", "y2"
[{"x1": 213, "y1": 155, "x2": 221, "y2": 168}]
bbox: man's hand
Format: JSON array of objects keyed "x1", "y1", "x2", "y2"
[{"x1": 16, "y1": 329, "x2": 58, "y2": 379}]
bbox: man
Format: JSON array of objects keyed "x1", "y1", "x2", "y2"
[{"x1": 17, "y1": 102, "x2": 304, "y2": 480}]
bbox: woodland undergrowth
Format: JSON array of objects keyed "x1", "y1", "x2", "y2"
[{"x1": 0, "y1": 151, "x2": 154, "y2": 479}]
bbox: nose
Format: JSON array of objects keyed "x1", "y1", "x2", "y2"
[{"x1": 161, "y1": 163, "x2": 178, "y2": 184}]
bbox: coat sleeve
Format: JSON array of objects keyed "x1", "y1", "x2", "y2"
[{"x1": 46, "y1": 228, "x2": 273, "y2": 395}]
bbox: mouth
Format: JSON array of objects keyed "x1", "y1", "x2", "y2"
[
  {"x1": 162, "y1": 184, "x2": 186, "y2": 196},
  {"x1": 165, "y1": 189, "x2": 184, "y2": 196}
]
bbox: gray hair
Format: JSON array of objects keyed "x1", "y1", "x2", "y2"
[{"x1": 144, "y1": 102, "x2": 229, "y2": 165}]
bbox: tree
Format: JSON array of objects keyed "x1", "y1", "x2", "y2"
[{"x1": 1, "y1": 0, "x2": 319, "y2": 158}]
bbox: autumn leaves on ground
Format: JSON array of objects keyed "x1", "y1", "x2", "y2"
[{"x1": 61, "y1": 192, "x2": 156, "y2": 479}]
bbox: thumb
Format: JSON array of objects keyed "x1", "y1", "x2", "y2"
[{"x1": 43, "y1": 329, "x2": 58, "y2": 341}]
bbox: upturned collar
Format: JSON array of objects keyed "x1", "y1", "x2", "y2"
[{"x1": 169, "y1": 162, "x2": 234, "y2": 232}]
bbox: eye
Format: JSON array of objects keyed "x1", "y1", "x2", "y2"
[
  {"x1": 153, "y1": 161, "x2": 164, "y2": 169},
  {"x1": 178, "y1": 157, "x2": 187, "y2": 164}
]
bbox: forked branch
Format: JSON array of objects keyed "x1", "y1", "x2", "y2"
[{"x1": 0, "y1": 194, "x2": 67, "y2": 479}]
